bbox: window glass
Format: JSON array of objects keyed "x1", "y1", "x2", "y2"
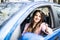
[
  {"x1": 54, "y1": 6, "x2": 60, "y2": 24},
  {"x1": 54, "y1": 6, "x2": 60, "y2": 18},
  {"x1": 0, "y1": 3, "x2": 24, "y2": 27},
  {"x1": 54, "y1": 6, "x2": 60, "y2": 13}
]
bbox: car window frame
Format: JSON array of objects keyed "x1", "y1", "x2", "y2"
[{"x1": 20, "y1": 5, "x2": 54, "y2": 34}]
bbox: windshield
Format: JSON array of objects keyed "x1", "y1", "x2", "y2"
[{"x1": 0, "y1": 3, "x2": 26, "y2": 27}]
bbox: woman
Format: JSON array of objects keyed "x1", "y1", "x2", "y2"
[{"x1": 22, "y1": 10, "x2": 53, "y2": 35}]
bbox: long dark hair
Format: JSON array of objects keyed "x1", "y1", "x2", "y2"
[{"x1": 26, "y1": 10, "x2": 44, "y2": 33}]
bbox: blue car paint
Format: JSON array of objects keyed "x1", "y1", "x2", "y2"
[
  {"x1": 45, "y1": 28, "x2": 60, "y2": 40},
  {"x1": 19, "y1": 32, "x2": 44, "y2": 40}
]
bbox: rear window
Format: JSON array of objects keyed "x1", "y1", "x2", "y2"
[
  {"x1": 53, "y1": 5, "x2": 60, "y2": 24},
  {"x1": 0, "y1": 3, "x2": 25, "y2": 27},
  {"x1": 53, "y1": 6, "x2": 60, "y2": 18}
]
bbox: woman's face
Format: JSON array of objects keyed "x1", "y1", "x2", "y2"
[{"x1": 34, "y1": 12, "x2": 41, "y2": 23}]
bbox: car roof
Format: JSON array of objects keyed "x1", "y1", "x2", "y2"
[
  {"x1": 0, "y1": 1, "x2": 59, "y2": 6},
  {"x1": 21, "y1": 1, "x2": 59, "y2": 5}
]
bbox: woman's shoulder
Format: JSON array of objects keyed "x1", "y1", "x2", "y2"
[
  {"x1": 25, "y1": 23, "x2": 30, "y2": 26},
  {"x1": 25, "y1": 23, "x2": 30, "y2": 28}
]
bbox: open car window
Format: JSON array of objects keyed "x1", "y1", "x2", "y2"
[{"x1": 20, "y1": 6, "x2": 53, "y2": 34}]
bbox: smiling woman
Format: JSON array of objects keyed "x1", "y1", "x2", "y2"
[
  {"x1": 22, "y1": 10, "x2": 53, "y2": 35},
  {"x1": 19, "y1": 10, "x2": 53, "y2": 40}
]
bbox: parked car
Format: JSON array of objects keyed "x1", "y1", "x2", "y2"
[{"x1": 0, "y1": 1, "x2": 60, "y2": 40}]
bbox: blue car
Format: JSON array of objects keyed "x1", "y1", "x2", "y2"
[{"x1": 0, "y1": 1, "x2": 60, "y2": 40}]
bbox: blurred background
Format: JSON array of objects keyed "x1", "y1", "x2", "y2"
[{"x1": 0, "y1": 0, "x2": 60, "y2": 4}]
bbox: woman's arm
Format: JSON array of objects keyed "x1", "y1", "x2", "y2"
[
  {"x1": 45, "y1": 26, "x2": 53, "y2": 35},
  {"x1": 22, "y1": 23, "x2": 29, "y2": 35},
  {"x1": 41, "y1": 23, "x2": 53, "y2": 35},
  {"x1": 44, "y1": 23, "x2": 53, "y2": 35}
]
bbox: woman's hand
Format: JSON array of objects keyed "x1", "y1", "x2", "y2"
[
  {"x1": 46, "y1": 26, "x2": 53, "y2": 35},
  {"x1": 43, "y1": 23, "x2": 53, "y2": 35}
]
